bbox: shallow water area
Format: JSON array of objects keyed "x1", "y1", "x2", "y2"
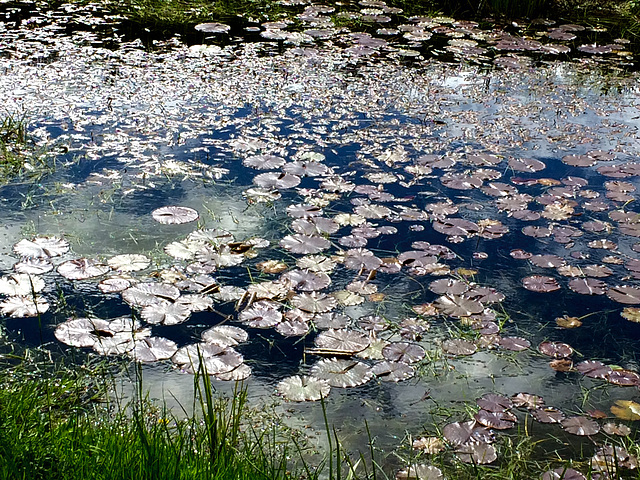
[{"x1": 3, "y1": 2, "x2": 640, "y2": 476}]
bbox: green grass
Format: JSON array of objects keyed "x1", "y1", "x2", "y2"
[
  {"x1": 0, "y1": 354, "x2": 306, "y2": 480},
  {"x1": 0, "y1": 113, "x2": 56, "y2": 185},
  {"x1": 0, "y1": 114, "x2": 29, "y2": 182},
  {"x1": 108, "y1": 0, "x2": 284, "y2": 35}
]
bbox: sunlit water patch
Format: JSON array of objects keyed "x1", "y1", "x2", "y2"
[{"x1": 2, "y1": 4, "x2": 640, "y2": 476}]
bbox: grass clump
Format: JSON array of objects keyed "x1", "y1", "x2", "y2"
[
  {"x1": 0, "y1": 353, "x2": 309, "y2": 480},
  {"x1": 0, "y1": 114, "x2": 29, "y2": 182},
  {"x1": 0, "y1": 113, "x2": 55, "y2": 185}
]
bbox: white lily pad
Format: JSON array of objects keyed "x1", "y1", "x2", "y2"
[
  {"x1": 310, "y1": 358, "x2": 373, "y2": 387},
  {"x1": 0, "y1": 295, "x2": 49, "y2": 317},
  {"x1": 107, "y1": 254, "x2": 151, "y2": 272},
  {"x1": 277, "y1": 375, "x2": 331, "y2": 401},
  {"x1": 140, "y1": 300, "x2": 192, "y2": 325},
  {"x1": 202, "y1": 325, "x2": 249, "y2": 347},
  {"x1": 130, "y1": 337, "x2": 179, "y2": 362},
  {"x1": 13, "y1": 237, "x2": 69, "y2": 258},
  {"x1": 0, "y1": 273, "x2": 45, "y2": 296},
  {"x1": 58, "y1": 258, "x2": 110, "y2": 280},
  {"x1": 152, "y1": 206, "x2": 199, "y2": 225},
  {"x1": 172, "y1": 343, "x2": 244, "y2": 375},
  {"x1": 54, "y1": 317, "x2": 111, "y2": 348}
]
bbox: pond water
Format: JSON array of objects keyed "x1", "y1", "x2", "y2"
[{"x1": 2, "y1": 1, "x2": 640, "y2": 476}]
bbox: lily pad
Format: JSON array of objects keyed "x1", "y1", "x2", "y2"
[
  {"x1": 107, "y1": 254, "x2": 151, "y2": 272},
  {"x1": 13, "y1": 236, "x2": 69, "y2": 258},
  {"x1": 0, "y1": 273, "x2": 45, "y2": 296},
  {"x1": 130, "y1": 337, "x2": 178, "y2": 362},
  {"x1": 202, "y1": 325, "x2": 249, "y2": 347},
  {"x1": 395, "y1": 465, "x2": 443, "y2": 480},
  {"x1": 372, "y1": 360, "x2": 415, "y2": 382},
  {"x1": 382, "y1": 342, "x2": 425, "y2": 364},
  {"x1": 277, "y1": 375, "x2": 330, "y2": 401},
  {"x1": 561, "y1": 416, "x2": 599, "y2": 436},
  {"x1": 310, "y1": 358, "x2": 373, "y2": 387},
  {"x1": 152, "y1": 206, "x2": 199, "y2": 224},
  {"x1": 172, "y1": 343, "x2": 243, "y2": 375},
  {"x1": 522, "y1": 275, "x2": 561, "y2": 293},
  {"x1": 58, "y1": 258, "x2": 110, "y2": 280},
  {"x1": 0, "y1": 295, "x2": 49, "y2": 317},
  {"x1": 315, "y1": 329, "x2": 370, "y2": 354}
]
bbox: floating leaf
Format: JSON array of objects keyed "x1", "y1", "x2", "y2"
[
  {"x1": 107, "y1": 254, "x2": 150, "y2": 272},
  {"x1": 281, "y1": 269, "x2": 331, "y2": 291},
  {"x1": 0, "y1": 296, "x2": 49, "y2": 317},
  {"x1": 395, "y1": 465, "x2": 443, "y2": 480},
  {"x1": 98, "y1": 277, "x2": 132, "y2": 293},
  {"x1": 152, "y1": 206, "x2": 199, "y2": 224},
  {"x1": 541, "y1": 468, "x2": 586, "y2": 480},
  {"x1": 455, "y1": 443, "x2": 497, "y2": 464},
  {"x1": 382, "y1": 342, "x2": 425, "y2": 364},
  {"x1": 602, "y1": 422, "x2": 632, "y2": 436},
  {"x1": 435, "y1": 295, "x2": 483, "y2": 317},
  {"x1": 568, "y1": 278, "x2": 607, "y2": 295},
  {"x1": 477, "y1": 393, "x2": 513, "y2": 412},
  {"x1": 539, "y1": 341, "x2": 573, "y2": 359},
  {"x1": 310, "y1": 358, "x2": 373, "y2": 387},
  {"x1": 122, "y1": 283, "x2": 180, "y2": 307},
  {"x1": 315, "y1": 329, "x2": 370, "y2": 354},
  {"x1": 140, "y1": 300, "x2": 191, "y2": 325},
  {"x1": 332, "y1": 290, "x2": 364, "y2": 306},
  {"x1": 610, "y1": 400, "x2": 640, "y2": 420},
  {"x1": 372, "y1": 360, "x2": 415, "y2": 382},
  {"x1": 215, "y1": 364, "x2": 252, "y2": 381},
  {"x1": 442, "y1": 339, "x2": 477, "y2": 356},
  {"x1": 555, "y1": 315, "x2": 582, "y2": 328},
  {"x1": 276, "y1": 319, "x2": 309, "y2": 337},
  {"x1": 55, "y1": 317, "x2": 111, "y2": 348},
  {"x1": 58, "y1": 258, "x2": 110, "y2": 280},
  {"x1": 621, "y1": 307, "x2": 640, "y2": 323},
  {"x1": 606, "y1": 369, "x2": 640, "y2": 386},
  {"x1": 607, "y1": 286, "x2": 640, "y2": 304},
  {"x1": 292, "y1": 292, "x2": 337, "y2": 313},
  {"x1": 256, "y1": 260, "x2": 288, "y2": 274},
  {"x1": 522, "y1": 275, "x2": 560, "y2": 293},
  {"x1": 512, "y1": 393, "x2": 544, "y2": 410},
  {"x1": 280, "y1": 234, "x2": 330, "y2": 254},
  {"x1": 561, "y1": 416, "x2": 599, "y2": 436},
  {"x1": 0, "y1": 273, "x2": 45, "y2": 296},
  {"x1": 254, "y1": 172, "x2": 301, "y2": 189},
  {"x1": 474, "y1": 409, "x2": 517, "y2": 429},
  {"x1": 499, "y1": 336, "x2": 530, "y2": 351},
  {"x1": 277, "y1": 375, "x2": 330, "y2": 401},
  {"x1": 195, "y1": 22, "x2": 230, "y2": 33},
  {"x1": 13, "y1": 257, "x2": 54, "y2": 275},
  {"x1": 243, "y1": 154, "x2": 285, "y2": 169},
  {"x1": 130, "y1": 337, "x2": 178, "y2": 362},
  {"x1": 533, "y1": 407, "x2": 565, "y2": 423},
  {"x1": 172, "y1": 343, "x2": 243, "y2": 375},
  {"x1": 442, "y1": 420, "x2": 493, "y2": 446},
  {"x1": 239, "y1": 301, "x2": 282, "y2": 328},
  {"x1": 13, "y1": 236, "x2": 69, "y2": 258},
  {"x1": 576, "y1": 360, "x2": 611, "y2": 378},
  {"x1": 202, "y1": 325, "x2": 248, "y2": 347}
]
